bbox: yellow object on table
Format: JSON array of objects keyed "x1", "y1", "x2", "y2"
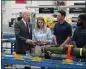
[
  {"x1": 32, "y1": 56, "x2": 42, "y2": 62},
  {"x1": 62, "y1": 59, "x2": 73, "y2": 64},
  {"x1": 14, "y1": 54, "x2": 24, "y2": 60}
]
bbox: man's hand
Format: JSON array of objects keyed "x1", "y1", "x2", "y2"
[
  {"x1": 26, "y1": 39, "x2": 33, "y2": 45},
  {"x1": 60, "y1": 44, "x2": 65, "y2": 47},
  {"x1": 54, "y1": 42, "x2": 59, "y2": 46},
  {"x1": 72, "y1": 41, "x2": 77, "y2": 48},
  {"x1": 60, "y1": 36, "x2": 71, "y2": 47},
  {"x1": 83, "y1": 45, "x2": 86, "y2": 48}
]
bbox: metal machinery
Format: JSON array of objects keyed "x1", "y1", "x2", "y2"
[
  {"x1": 2, "y1": 45, "x2": 86, "y2": 69},
  {"x1": 43, "y1": 45, "x2": 86, "y2": 59}
]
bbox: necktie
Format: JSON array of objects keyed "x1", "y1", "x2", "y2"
[{"x1": 26, "y1": 22, "x2": 30, "y2": 34}]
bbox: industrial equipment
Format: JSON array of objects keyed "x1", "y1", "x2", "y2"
[{"x1": 43, "y1": 45, "x2": 86, "y2": 59}]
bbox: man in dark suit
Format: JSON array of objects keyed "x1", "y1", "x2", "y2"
[{"x1": 14, "y1": 10, "x2": 33, "y2": 69}]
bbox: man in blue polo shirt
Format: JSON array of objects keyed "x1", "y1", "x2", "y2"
[
  {"x1": 72, "y1": 14, "x2": 86, "y2": 48},
  {"x1": 53, "y1": 10, "x2": 72, "y2": 47}
]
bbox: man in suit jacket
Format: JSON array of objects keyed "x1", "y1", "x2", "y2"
[
  {"x1": 14, "y1": 10, "x2": 33, "y2": 69},
  {"x1": 14, "y1": 10, "x2": 33, "y2": 54}
]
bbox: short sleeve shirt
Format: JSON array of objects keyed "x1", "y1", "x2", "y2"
[
  {"x1": 53, "y1": 21, "x2": 72, "y2": 45},
  {"x1": 72, "y1": 27, "x2": 86, "y2": 48}
]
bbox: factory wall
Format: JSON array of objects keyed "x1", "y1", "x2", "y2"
[
  {"x1": 2, "y1": 1, "x2": 54, "y2": 24},
  {"x1": 2, "y1": 1, "x2": 54, "y2": 33},
  {"x1": 36, "y1": 1, "x2": 54, "y2": 17},
  {"x1": 2, "y1": 1, "x2": 85, "y2": 33},
  {"x1": 2, "y1": 1, "x2": 36, "y2": 33},
  {"x1": 66, "y1": 1, "x2": 85, "y2": 19}
]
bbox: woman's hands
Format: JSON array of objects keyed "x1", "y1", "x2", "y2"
[{"x1": 41, "y1": 40, "x2": 50, "y2": 44}]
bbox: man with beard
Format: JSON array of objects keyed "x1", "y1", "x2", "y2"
[{"x1": 72, "y1": 14, "x2": 86, "y2": 48}]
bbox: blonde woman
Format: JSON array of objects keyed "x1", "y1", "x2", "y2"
[
  {"x1": 32, "y1": 17, "x2": 53, "y2": 69},
  {"x1": 32, "y1": 17, "x2": 52, "y2": 45}
]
